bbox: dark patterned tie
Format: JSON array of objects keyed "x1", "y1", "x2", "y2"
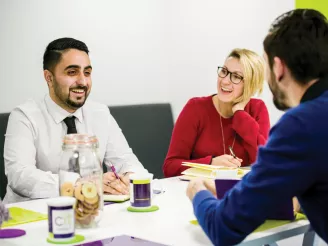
[{"x1": 63, "y1": 116, "x2": 77, "y2": 134}]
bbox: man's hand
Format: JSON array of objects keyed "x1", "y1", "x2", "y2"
[
  {"x1": 103, "y1": 172, "x2": 129, "y2": 195},
  {"x1": 293, "y1": 197, "x2": 301, "y2": 213},
  {"x1": 203, "y1": 179, "x2": 217, "y2": 196},
  {"x1": 186, "y1": 178, "x2": 207, "y2": 201}
]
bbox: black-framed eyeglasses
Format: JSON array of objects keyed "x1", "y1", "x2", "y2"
[{"x1": 217, "y1": 66, "x2": 244, "y2": 84}]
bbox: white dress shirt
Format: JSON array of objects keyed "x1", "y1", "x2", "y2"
[{"x1": 3, "y1": 94, "x2": 146, "y2": 204}]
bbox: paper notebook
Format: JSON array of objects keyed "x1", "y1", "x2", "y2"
[
  {"x1": 103, "y1": 194, "x2": 130, "y2": 202},
  {"x1": 181, "y1": 168, "x2": 218, "y2": 179},
  {"x1": 180, "y1": 162, "x2": 250, "y2": 180},
  {"x1": 182, "y1": 162, "x2": 235, "y2": 170},
  {"x1": 2, "y1": 207, "x2": 47, "y2": 228}
]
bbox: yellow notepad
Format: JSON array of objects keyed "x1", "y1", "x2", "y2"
[
  {"x1": 182, "y1": 162, "x2": 234, "y2": 170},
  {"x1": 181, "y1": 165, "x2": 249, "y2": 180},
  {"x1": 103, "y1": 194, "x2": 130, "y2": 202},
  {"x1": 2, "y1": 207, "x2": 47, "y2": 228},
  {"x1": 181, "y1": 168, "x2": 217, "y2": 179},
  {"x1": 190, "y1": 213, "x2": 307, "y2": 233}
]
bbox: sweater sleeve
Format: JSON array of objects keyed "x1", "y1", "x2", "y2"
[
  {"x1": 163, "y1": 99, "x2": 212, "y2": 177},
  {"x1": 232, "y1": 100, "x2": 270, "y2": 164},
  {"x1": 192, "y1": 114, "x2": 316, "y2": 245}
]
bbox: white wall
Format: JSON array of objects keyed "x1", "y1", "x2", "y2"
[
  {"x1": 0, "y1": 0, "x2": 292, "y2": 125},
  {"x1": 0, "y1": 0, "x2": 170, "y2": 111},
  {"x1": 165, "y1": 0, "x2": 292, "y2": 124}
]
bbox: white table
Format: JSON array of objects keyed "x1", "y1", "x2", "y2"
[{"x1": 1, "y1": 177, "x2": 314, "y2": 246}]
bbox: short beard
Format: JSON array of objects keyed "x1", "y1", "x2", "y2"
[
  {"x1": 53, "y1": 80, "x2": 88, "y2": 110},
  {"x1": 268, "y1": 71, "x2": 290, "y2": 111},
  {"x1": 66, "y1": 91, "x2": 87, "y2": 109}
]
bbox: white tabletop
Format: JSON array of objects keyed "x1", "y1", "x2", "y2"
[{"x1": 1, "y1": 177, "x2": 311, "y2": 246}]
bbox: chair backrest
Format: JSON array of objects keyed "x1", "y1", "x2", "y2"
[
  {"x1": 108, "y1": 104, "x2": 174, "y2": 179},
  {"x1": 0, "y1": 113, "x2": 9, "y2": 199}
]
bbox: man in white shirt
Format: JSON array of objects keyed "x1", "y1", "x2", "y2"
[{"x1": 3, "y1": 38, "x2": 146, "y2": 204}]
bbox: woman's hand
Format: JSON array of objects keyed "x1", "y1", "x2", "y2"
[
  {"x1": 211, "y1": 154, "x2": 242, "y2": 168},
  {"x1": 232, "y1": 98, "x2": 250, "y2": 114}
]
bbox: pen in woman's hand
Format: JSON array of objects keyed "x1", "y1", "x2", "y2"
[
  {"x1": 229, "y1": 146, "x2": 242, "y2": 167},
  {"x1": 229, "y1": 146, "x2": 237, "y2": 158},
  {"x1": 105, "y1": 163, "x2": 122, "y2": 182}
]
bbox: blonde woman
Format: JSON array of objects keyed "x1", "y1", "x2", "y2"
[{"x1": 164, "y1": 48, "x2": 270, "y2": 177}]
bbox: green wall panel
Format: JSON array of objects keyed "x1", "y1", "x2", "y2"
[{"x1": 296, "y1": 0, "x2": 328, "y2": 18}]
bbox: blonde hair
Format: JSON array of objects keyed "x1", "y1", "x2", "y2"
[{"x1": 227, "y1": 48, "x2": 265, "y2": 103}]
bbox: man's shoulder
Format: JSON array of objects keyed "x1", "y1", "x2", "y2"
[
  {"x1": 6, "y1": 98, "x2": 47, "y2": 130},
  {"x1": 83, "y1": 100, "x2": 110, "y2": 115},
  {"x1": 12, "y1": 98, "x2": 44, "y2": 117},
  {"x1": 285, "y1": 93, "x2": 328, "y2": 121},
  {"x1": 273, "y1": 97, "x2": 328, "y2": 137}
]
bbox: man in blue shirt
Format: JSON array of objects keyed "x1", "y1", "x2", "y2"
[{"x1": 186, "y1": 9, "x2": 328, "y2": 245}]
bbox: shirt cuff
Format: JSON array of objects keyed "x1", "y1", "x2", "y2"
[{"x1": 193, "y1": 190, "x2": 215, "y2": 211}]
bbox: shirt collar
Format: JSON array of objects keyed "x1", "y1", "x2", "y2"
[
  {"x1": 44, "y1": 94, "x2": 84, "y2": 124},
  {"x1": 301, "y1": 76, "x2": 328, "y2": 103}
]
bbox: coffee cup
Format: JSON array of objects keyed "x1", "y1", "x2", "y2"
[{"x1": 129, "y1": 173, "x2": 163, "y2": 209}]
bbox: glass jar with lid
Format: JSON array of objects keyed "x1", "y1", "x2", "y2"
[{"x1": 59, "y1": 134, "x2": 103, "y2": 228}]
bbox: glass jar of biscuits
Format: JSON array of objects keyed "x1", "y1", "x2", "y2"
[{"x1": 59, "y1": 134, "x2": 103, "y2": 228}]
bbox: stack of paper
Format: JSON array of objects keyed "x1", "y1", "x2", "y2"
[{"x1": 180, "y1": 162, "x2": 250, "y2": 181}]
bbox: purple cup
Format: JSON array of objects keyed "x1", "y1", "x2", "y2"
[
  {"x1": 130, "y1": 182, "x2": 151, "y2": 208},
  {"x1": 214, "y1": 178, "x2": 295, "y2": 220},
  {"x1": 129, "y1": 173, "x2": 153, "y2": 209},
  {"x1": 215, "y1": 179, "x2": 240, "y2": 199},
  {"x1": 129, "y1": 173, "x2": 163, "y2": 209}
]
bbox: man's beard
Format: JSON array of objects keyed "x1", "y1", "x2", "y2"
[
  {"x1": 66, "y1": 91, "x2": 87, "y2": 108},
  {"x1": 268, "y1": 71, "x2": 290, "y2": 111},
  {"x1": 53, "y1": 80, "x2": 89, "y2": 110}
]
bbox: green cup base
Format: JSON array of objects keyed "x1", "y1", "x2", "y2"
[
  {"x1": 127, "y1": 205, "x2": 159, "y2": 212},
  {"x1": 47, "y1": 234, "x2": 85, "y2": 244}
]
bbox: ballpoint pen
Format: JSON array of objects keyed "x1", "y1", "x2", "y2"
[
  {"x1": 228, "y1": 146, "x2": 236, "y2": 159},
  {"x1": 105, "y1": 162, "x2": 122, "y2": 182},
  {"x1": 229, "y1": 145, "x2": 241, "y2": 167}
]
